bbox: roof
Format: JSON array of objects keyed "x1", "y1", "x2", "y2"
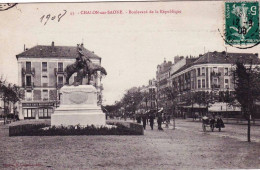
[
  {"x1": 16, "y1": 44, "x2": 101, "y2": 60},
  {"x1": 194, "y1": 51, "x2": 260, "y2": 65},
  {"x1": 171, "y1": 58, "x2": 198, "y2": 76},
  {"x1": 172, "y1": 52, "x2": 260, "y2": 76}
]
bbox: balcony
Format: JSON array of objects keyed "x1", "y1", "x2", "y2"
[
  {"x1": 22, "y1": 82, "x2": 34, "y2": 90},
  {"x1": 211, "y1": 84, "x2": 220, "y2": 89},
  {"x1": 54, "y1": 68, "x2": 64, "y2": 76},
  {"x1": 22, "y1": 68, "x2": 35, "y2": 76},
  {"x1": 211, "y1": 72, "x2": 221, "y2": 77},
  {"x1": 56, "y1": 83, "x2": 63, "y2": 89}
]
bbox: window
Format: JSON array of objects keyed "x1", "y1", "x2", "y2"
[
  {"x1": 39, "y1": 108, "x2": 53, "y2": 119},
  {"x1": 213, "y1": 67, "x2": 218, "y2": 73},
  {"x1": 23, "y1": 108, "x2": 36, "y2": 119},
  {"x1": 224, "y1": 68, "x2": 228, "y2": 76},
  {"x1": 42, "y1": 76, "x2": 48, "y2": 87},
  {"x1": 198, "y1": 80, "x2": 201, "y2": 88},
  {"x1": 42, "y1": 90, "x2": 48, "y2": 101},
  {"x1": 42, "y1": 62, "x2": 47, "y2": 72},
  {"x1": 26, "y1": 75, "x2": 32, "y2": 86},
  {"x1": 25, "y1": 90, "x2": 32, "y2": 101},
  {"x1": 191, "y1": 79, "x2": 194, "y2": 89},
  {"x1": 58, "y1": 76, "x2": 63, "y2": 85},
  {"x1": 202, "y1": 79, "x2": 205, "y2": 88},
  {"x1": 202, "y1": 67, "x2": 205, "y2": 76},
  {"x1": 197, "y1": 68, "x2": 200, "y2": 76},
  {"x1": 213, "y1": 78, "x2": 218, "y2": 85},
  {"x1": 58, "y1": 62, "x2": 63, "y2": 72},
  {"x1": 225, "y1": 79, "x2": 229, "y2": 88},
  {"x1": 26, "y1": 62, "x2": 31, "y2": 71}
]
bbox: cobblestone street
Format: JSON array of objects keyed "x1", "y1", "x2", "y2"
[{"x1": 1, "y1": 119, "x2": 260, "y2": 169}]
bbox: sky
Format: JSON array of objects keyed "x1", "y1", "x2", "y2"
[{"x1": 0, "y1": 1, "x2": 259, "y2": 105}]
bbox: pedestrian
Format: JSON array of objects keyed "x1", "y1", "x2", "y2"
[
  {"x1": 136, "y1": 114, "x2": 142, "y2": 124},
  {"x1": 149, "y1": 113, "x2": 154, "y2": 130},
  {"x1": 157, "y1": 114, "x2": 163, "y2": 130},
  {"x1": 142, "y1": 114, "x2": 147, "y2": 130}
]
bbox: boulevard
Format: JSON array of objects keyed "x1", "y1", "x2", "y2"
[{"x1": 1, "y1": 119, "x2": 260, "y2": 169}]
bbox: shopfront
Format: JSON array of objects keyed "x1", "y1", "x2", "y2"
[{"x1": 21, "y1": 102, "x2": 55, "y2": 120}]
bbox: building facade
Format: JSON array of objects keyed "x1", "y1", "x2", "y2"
[
  {"x1": 169, "y1": 51, "x2": 260, "y2": 117},
  {"x1": 156, "y1": 60, "x2": 172, "y2": 109},
  {"x1": 16, "y1": 42, "x2": 104, "y2": 120}
]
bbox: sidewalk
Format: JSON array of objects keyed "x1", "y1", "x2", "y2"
[{"x1": 184, "y1": 117, "x2": 260, "y2": 126}]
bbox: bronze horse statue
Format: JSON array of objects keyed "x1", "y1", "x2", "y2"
[{"x1": 64, "y1": 44, "x2": 107, "y2": 85}]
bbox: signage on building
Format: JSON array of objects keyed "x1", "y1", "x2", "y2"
[{"x1": 22, "y1": 102, "x2": 54, "y2": 107}]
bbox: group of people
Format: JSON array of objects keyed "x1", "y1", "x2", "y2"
[{"x1": 136, "y1": 112, "x2": 169, "y2": 131}]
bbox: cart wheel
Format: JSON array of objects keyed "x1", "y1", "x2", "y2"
[
  {"x1": 202, "y1": 124, "x2": 206, "y2": 132},
  {"x1": 219, "y1": 127, "x2": 221, "y2": 132}
]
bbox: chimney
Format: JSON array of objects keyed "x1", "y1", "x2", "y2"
[
  {"x1": 255, "y1": 53, "x2": 258, "y2": 57},
  {"x1": 24, "y1": 44, "x2": 26, "y2": 51},
  {"x1": 199, "y1": 54, "x2": 203, "y2": 57},
  {"x1": 51, "y1": 41, "x2": 54, "y2": 47},
  {"x1": 81, "y1": 43, "x2": 84, "y2": 48}
]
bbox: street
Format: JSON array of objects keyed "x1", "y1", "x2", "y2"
[{"x1": 0, "y1": 119, "x2": 260, "y2": 169}]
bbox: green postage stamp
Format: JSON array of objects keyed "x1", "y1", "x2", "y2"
[{"x1": 225, "y1": 1, "x2": 259, "y2": 45}]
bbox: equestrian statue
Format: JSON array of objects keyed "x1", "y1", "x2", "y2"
[{"x1": 64, "y1": 44, "x2": 107, "y2": 85}]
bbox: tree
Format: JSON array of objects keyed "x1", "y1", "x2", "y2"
[
  {"x1": 162, "y1": 86, "x2": 178, "y2": 116},
  {"x1": 233, "y1": 61, "x2": 260, "y2": 142},
  {"x1": 121, "y1": 90, "x2": 143, "y2": 117},
  {"x1": 9, "y1": 84, "x2": 22, "y2": 120},
  {"x1": 0, "y1": 76, "x2": 22, "y2": 124}
]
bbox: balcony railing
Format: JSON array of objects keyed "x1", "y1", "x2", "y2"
[
  {"x1": 54, "y1": 68, "x2": 64, "y2": 76},
  {"x1": 22, "y1": 68, "x2": 35, "y2": 76},
  {"x1": 211, "y1": 72, "x2": 221, "y2": 77},
  {"x1": 56, "y1": 83, "x2": 63, "y2": 89},
  {"x1": 211, "y1": 84, "x2": 220, "y2": 89},
  {"x1": 22, "y1": 82, "x2": 34, "y2": 89}
]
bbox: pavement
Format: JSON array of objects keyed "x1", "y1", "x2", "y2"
[{"x1": 0, "y1": 119, "x2": 260, "y2": 169}]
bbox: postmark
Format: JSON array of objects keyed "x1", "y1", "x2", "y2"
[
  {"x1": 225, "y1": 1, "x2": 259, "y2": 46},
  {"x1": 0, "y1": 3, "x2": 17, "y2": 11}
]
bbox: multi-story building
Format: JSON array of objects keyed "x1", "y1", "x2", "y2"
[
  {"x1": 148, "y1": 78, "x2": 157, "y2": 110},
  {"x1": 169, "y1": 51, "x2": 260, "y2": 117},
  {"x1": 16, "y1": 42, "x2": 104, "y2": 120},
  {"x1": 139, "y1": 79, "x2": 157, "y2": 111},
  {"x1": 156, "y1": 60, "x2": 172, "y2": 109}
]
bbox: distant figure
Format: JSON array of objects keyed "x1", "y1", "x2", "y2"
[
  {"x1": 142, "y1": 114, "x2": 147, "y2": 130},
  {"x1": 136, "y1": 114, "x2": 142, "y2": 124},
  {"x1": 149, "y1": 113, "x2": 155, "y2": 130},
  {"x1": 157, "y1": 114, "x2": 163, "y2": 130}
]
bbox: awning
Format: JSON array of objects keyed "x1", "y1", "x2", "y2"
[
  {"x1": 181, "y1": 103, "x2": 207, "y2": 108},
  {"x1": 208, "y1": 102, "x2": 241, "y2": 112}
]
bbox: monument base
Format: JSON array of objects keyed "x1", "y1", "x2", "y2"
[
  {"x1": 51, "y1": 85, "x2": 106, "y2": 127},
  {"x1": 51, "y1": 106, "x2": 105, "y2": 126}
]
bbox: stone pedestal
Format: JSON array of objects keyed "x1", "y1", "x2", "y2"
[{"x1": 51, "y1": 85, "x2": 106, "y2": 127}]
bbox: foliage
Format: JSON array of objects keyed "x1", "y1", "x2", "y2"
[
  {"x1": 121, "y1": 89, "x2": 143, "y2": 114},
  {"x1": 0, "y1": 76, "x2": 22, "y2": 122},
  {"x1": 233, "y1": 61, "x2": 260, "y2": 119}
]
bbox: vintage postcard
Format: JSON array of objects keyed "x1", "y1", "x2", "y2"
[{"x1": 0, "y1": 1, "x2": 260, "y2": 169}]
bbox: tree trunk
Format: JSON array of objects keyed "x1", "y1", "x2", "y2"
[
  {"x1": 248, "y1": 114, "x2": 251, "y2": 142},
  {"x1": 3, "y1": 100, "x2": 6, "y2": 125}
]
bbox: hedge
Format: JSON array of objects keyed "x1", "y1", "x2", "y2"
[{"x1": 9, "y1": 122, "x2": 144, "y2": 136}]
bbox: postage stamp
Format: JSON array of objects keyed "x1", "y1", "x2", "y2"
[{"x1": 225, "y1": 1, "x2": 259, "y2": 45}]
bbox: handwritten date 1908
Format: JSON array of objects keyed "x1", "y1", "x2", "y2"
[{"x1": 40, "y1": 10, "x2": 67, "y2": 25}]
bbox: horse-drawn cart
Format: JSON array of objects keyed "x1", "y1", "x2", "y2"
[{"x1": 202, "y1": 116, "x2": 225, "y2": 132}]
